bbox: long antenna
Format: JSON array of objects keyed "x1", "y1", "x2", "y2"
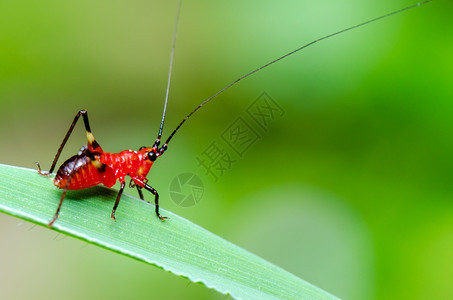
[
  {"x1": 156, "y1": 0, "x2": 182, "y2": 145},
  {"x1": 163, "y1": 0, "x2": 433, "y2": 146}
]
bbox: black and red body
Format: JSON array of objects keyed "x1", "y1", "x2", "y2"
[
  {"x1": 37, "y1": 110, "x2": 167, "y2": 226},
  {"x1": 53, "y1": 147, "x2": 156, "y2": 191}
]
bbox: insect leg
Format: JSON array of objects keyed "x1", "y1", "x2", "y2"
[
  {"x1": 129, "y1": 180, "x2": 144, "y2": 200},
  {"x1": 143, "y1": 183, "x2": 167, "y2": 221},
  {"x1": 111, "y1": 180, "x2": 126, "y2": 221},
  {"x1": 48, "y1": 188, "x2": 68, "y2": 227},
  {"x1": 130, "y1": 177, "x2": 167, "y2": 221},
  {"x1": 129, "y1": 180, "x2": 146, "y2": 202},
  {"x1": 48, "y1": 156, "x2": 79, "y2": 227},
  {"x1": 136, "y1": 186, "x2": 144, "y2": 201},
  {"x1": 38, "y1": 110, "x2": 100, "y2": 175}
]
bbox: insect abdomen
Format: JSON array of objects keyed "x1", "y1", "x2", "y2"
[{"x1": 54, "y1": 154, "x2": 102, "y2": 190}]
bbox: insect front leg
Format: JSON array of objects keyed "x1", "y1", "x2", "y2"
[
  {"x1": 131, "y1": 177, "x2": 167, "y2": 221},
  {"x1": 129, "y1": 179, "x2": 144, "y2": 200},
  {"x1": 144, "y1": 184, "x2": 167, "y2": 221}
]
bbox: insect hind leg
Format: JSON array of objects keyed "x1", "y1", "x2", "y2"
[
  {"x1": 36, "y1": 110, "x2": 101, "y2": 175},
  {"x1": 48, "y1": 188, "x2": 68, "y2": 227},
  {"x1": 48, "y1": 155, "x2": 80, "y2": 227},
  {"x1": 35, "y1": 161, "x2": 49, "y2": 176}
]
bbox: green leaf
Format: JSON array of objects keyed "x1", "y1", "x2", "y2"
[{"x1": 0, "y1": 163, "x2": 338, "y2": 300}]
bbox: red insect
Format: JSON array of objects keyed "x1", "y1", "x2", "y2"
[
  {"x1": 37, "y1": 110, "x2": 169, "y2": 226},
  {"x1": 36, "y1": 0, "x2": 432, "y2": 226}
]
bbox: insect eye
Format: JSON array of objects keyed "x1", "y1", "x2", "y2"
[{"x1": 147, "y1": 151, "x2": 157, "y2": 161}]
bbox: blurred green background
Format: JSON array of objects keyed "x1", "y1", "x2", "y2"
[{"x1": 0, "y1": 0, "x2": 451, "y2": 299}]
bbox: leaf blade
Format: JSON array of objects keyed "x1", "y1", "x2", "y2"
[{"x1": 0, "y1": 164, "x2": 338, "y2": 300}]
